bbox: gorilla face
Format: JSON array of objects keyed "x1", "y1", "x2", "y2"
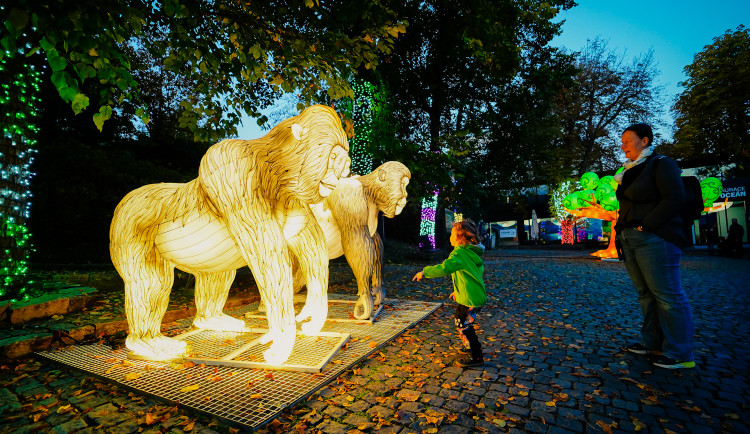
[
  {"x1": 392, "y1": 176, "x2": 409, "y2": 217},
  {"x1": 379, "y1": 173, "x2": 409, "y2": 219}
]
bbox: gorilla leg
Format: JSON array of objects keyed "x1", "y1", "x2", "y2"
[
  {"x1": 258, "y1": 255, "x2": 304, "y2": 314},
  {"x1": 193, "y1": 270, "x2": 246, "y2": 331},
  {"x1": 289, "y1": 222, "x2": 329, "y2": 335},
  {"x1": 371, "y1": 231, "x2": 385, "y2": 306},
  {"x1": 116, "y1": 242, "x2": 186, "y2": 358},
  {"x1": 342, "y1": 229, "x2": 375, "y2": 320},
  {"x1": 226, "y1": 213, "x2": 297, "y2": 365}
]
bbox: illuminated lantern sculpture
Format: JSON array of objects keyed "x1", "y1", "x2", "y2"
[
  {"x1": 564, "y1": 172, "x2": 620, "y2": 259},
  {"x1": 109, "y1": 105, "x2": 351, "y2": 365},
  {"x1": 306, "y1": 161, "x2": 411, "y2": 320},
  {"x1": 550, "y1": 180, "x2": 582, "y2": 245},
  {"x1": 700, "y1": 177, "x2": 723, "y2": 207}
]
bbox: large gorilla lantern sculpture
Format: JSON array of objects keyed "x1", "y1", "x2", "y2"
[{"x1": 110, "y1": 105, "x2": 351, "y2": 365}]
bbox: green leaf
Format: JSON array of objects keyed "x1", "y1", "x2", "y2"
[
  {"x1": 47, "y1": 51, "x2": 68, "y2": 72},
  {"x1": 39, "y1": 37, "x2": 54, "y2": 51},
  {"x1": 51, "y1": 71, "x2": 71, "y2": 91},
  {"x1": 8, "y1": 9, "x2": 29, "y2": 30},
  {"x1": 115, "y1": 78, "x2": 128, "y2": 91},
  {"x1": 71, "y1": 93, "x2": 90, "y2": 115},
  {"x1": 136, "y1": 106, "x2": 149, "y2": 124},
  {"x1": 93, "y1": 113, "x2": 105, "y2": 131},
  {"x1": 99, "y1": 105, "x2": 113, "y2": 119},
  {"x1": 0, "y1": 34, "x2": 16, "y2": 53},
  {"x1": 59, "y1": 86, "x2": 76, "y2": 103},
  {"x1": 76, "y1": 64, "x2": 96, "y2": 80},
  {"x1": 25, "y1": 47, "x2": 41, "y2": 57},
  {"x1": 93, "y1": 105, "x2": 113, "y2": 131}
]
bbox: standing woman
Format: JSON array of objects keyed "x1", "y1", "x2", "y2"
[{"x1": 614, "y1": 123, "x2": 695, "y2": 369}]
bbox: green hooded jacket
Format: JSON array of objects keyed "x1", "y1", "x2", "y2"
[{"x1": 422, "y1": 243, "x2": 486, "y2": 308}]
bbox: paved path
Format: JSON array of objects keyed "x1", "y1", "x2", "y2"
[{"x1": 1, "y1": 251, "x2": 749, "y2": 433}]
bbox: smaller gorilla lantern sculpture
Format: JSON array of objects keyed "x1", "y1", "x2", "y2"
[
  {"x1": 110, "y1": 105, "x2": 351, "y2": 365},
  {"x1": 307, "y1": 161, "x2": 411, "y2": 319}
]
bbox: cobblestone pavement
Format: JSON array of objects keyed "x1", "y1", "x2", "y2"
[{"x1": 1, "y1": 250, "x2": 749, "y2": 433}]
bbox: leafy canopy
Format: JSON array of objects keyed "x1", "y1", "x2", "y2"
[
  {"x1": 1, "y1": 0, "x2": 406, "y2": 141},
  {"x1": 553, "y1": 38, "x2": 664, "y2": 176},
  {"x1": 672, "y1": 25, "x2": 750, "y2": 170}
]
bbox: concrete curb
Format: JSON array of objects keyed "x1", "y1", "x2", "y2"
[{"x1": 0, "y1": 293, "x2": 260, "y2": 360}]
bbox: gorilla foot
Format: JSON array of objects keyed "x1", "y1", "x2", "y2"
[
  {"x1": 354, "y1": 293, "x2": 374, "y2": 320},
  {"x1": 296, "y1": 299, "x2": 327, "y2": 334},
  {"x1": 295, "y1": 304, "x2": 312, "y2": 322},
  {"x1": 126, "y1": 335, "x2": 187, "y2": 361},
  {"x1": 372, "y1": 286, "x2": 385, "y2": 306},
  {"x1": 300, "y1": 317, "x2": 324, "y2": 336},
  {"x1": 193, "y1": 314, "x2": 247, "y2": 332},
  {"x1": 261, "y1": 330, "x2": 296, "y2": 365}
]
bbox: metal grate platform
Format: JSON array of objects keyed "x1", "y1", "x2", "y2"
[
  {"x1": 242, "y1": 295, "x2": 384, "y2": 324},
  {"x1": 38, "y1": 297, "x2": 441, "y2": 430},
  {"x1": 173, "y1": 328, "x2": 349, "y2": 373}
]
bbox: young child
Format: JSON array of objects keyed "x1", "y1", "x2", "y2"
[{"x1": 413, "y1": 219, "x2": 487, "y2": 368}]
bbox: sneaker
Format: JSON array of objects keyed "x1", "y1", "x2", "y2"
[
  {"x1": 625, "y1": 343, "x2": 660, "y2": 355},
  {"x1": 651, "y1": 354, "x2": 695, "y2": 369},
  {"x1": 456, "y1": 358, "x2": 484, "y2": 369}
]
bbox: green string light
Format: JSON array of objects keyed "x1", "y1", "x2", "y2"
[
  {"x1": 0, "y1": 54, "x2": 42, "y2": 302},
  {"x1": 348, "y1": 79, "x2": 377, "y2": 175}
]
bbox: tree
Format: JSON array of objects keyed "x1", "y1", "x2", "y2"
[
  {"x1": 371, "y1": 0, "x2": 575, "y2": 245},
  {"x1": 671, "y1": 26, "x2": 750, "y2": 172},
  {"x1": 554, "y1": 38, "x2": 664, "y2": 175},
  {"x1": 479, "y1": 39, "x2": 577, "y2": 191},
  {"x1": 1, "y1": 0, "x2": 407, "y2": 140}
]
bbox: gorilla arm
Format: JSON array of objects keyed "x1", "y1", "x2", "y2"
[
  {"x1": 224, "y1": 208, "x2": 297, "y2": 365},
  {"x1": 284, "y1": 203, "x2": 330, "y2": 335},
  {"x1": 328, "y1": 179, "x2": 378, "y2": 319}
]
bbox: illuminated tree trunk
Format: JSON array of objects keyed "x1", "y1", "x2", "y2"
[
  {"x1": 0, "y1": 56, "x2": 42, "y2": 302},
  {"x1": 419, "y1": 188, "x2": 439, "y2": 249},
  {"x1": 560, "y1": 220, "x2": 574, "y2": 245},
  {"x1": 566, "y1": 206, "x2": 619, "y2": 258}
]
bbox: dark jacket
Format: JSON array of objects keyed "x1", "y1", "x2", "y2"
[
  {"x1": 615, "y1": 154, "x2": 687, "y2": 248},
  {"x1": 728, "y1": 223, "x2": 744, "y2": 242}
]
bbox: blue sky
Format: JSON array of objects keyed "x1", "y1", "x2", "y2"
[
  {"x1": 236, "y1": 2, "x2": 748, "y2": 140},
  {"x1": 551, "y1": 0, "x2": 748, "y2": 135}
]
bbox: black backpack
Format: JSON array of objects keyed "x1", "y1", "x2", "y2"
[{"x1": 654, "y1": 156, "x2": 704, "y2": 224}]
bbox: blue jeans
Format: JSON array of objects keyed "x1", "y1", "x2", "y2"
[{"x1": 619, "y1": 227, "x2": 694, "y2": 362}]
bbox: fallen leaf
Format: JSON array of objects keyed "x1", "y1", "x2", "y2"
[
  {"x1": 596, "y1": 420, "x2": 616, "y2": 434},
  {"x1": 545, "y1": 401, "x2": 556, "y2": 407},
  {"x1": 124, "y1": 373, "x2": 141, "y2": 381},
  {"x1": 180, "y1": 384, "x2": 200, "y2": 392},
  {"x1": 632, "y1": 418, "x2": 647, "y2": 431},
  {"x1": 56, "y1": 404, "x2": 72, "y2": 414}
]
